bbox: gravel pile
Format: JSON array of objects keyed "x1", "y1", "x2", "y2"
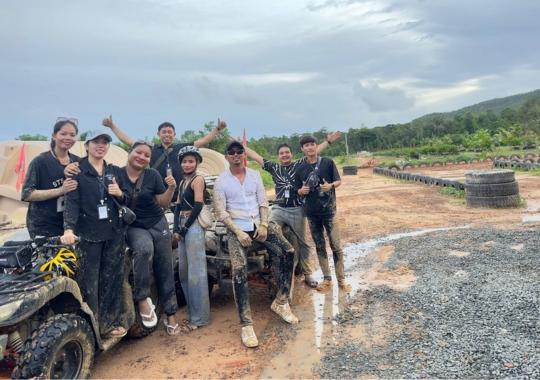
[{"x1": 318, "y1": 227, "x2": 540, "y2": 379}]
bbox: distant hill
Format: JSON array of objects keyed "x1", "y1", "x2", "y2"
[{"x1": 413, "y1": 89, "x2": 540, "y2": 123}]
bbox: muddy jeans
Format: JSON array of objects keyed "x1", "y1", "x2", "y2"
[
  {"x1": 227, "y1": 223, "x2": 295, "y2": 326},
  {"x1": 177, "y1": 217, "x2": 210, "y2": 326},
  {"x1": 127, "y1": 217, "x2": 178, "y2": 316},
  {"x1": 77, "y1": 233, "x2": 125, "y2": 335},
  {"x1": 307, "y1": 213, "x2": 345, "y2": 281},
  {"x1": 270, "y1": 205, "x2": 314, "y2": 276}
]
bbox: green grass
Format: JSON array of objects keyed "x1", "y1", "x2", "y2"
[
  {"x1": 375, "y1": 147, "x2": 538, "y2": 168},
  {"x1": 439, "y1": 187, "x2": 465, "y2": 199}
]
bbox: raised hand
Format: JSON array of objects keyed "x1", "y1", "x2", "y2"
[
  {"x1": 217, "y1": 118, "x2": 227, "y2": 131},
  {"x1": 102, "y1": 115, "x2": 115, "y2": 129},
  {"x1": 327, "y1": 131, "x2": 342, "y2": 144}
]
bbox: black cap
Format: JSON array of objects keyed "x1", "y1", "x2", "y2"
[{"x1": 225, "y1": 140, "x2": 245, "y2": 153}]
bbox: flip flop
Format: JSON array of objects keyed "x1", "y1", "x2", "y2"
[
  {"x1": 163, "y1": 319, "x2": 180, "y2": 336},
  {"x1": 140, "y1": 297, "x2": 158, "y2": 328}
]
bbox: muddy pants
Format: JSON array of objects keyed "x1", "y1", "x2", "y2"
[
  {"x1": 177, "y1": 217, "x2": 210, "y2": 327},
  {"x1": 307, "y1": 213, "x2": 345, "y2": 281},
  {"x1": 270, "y1": 205, "x2": 314, "y2": 276},
  {"x1": 77, "y1": 233, "x2": 125, "y2": 335},
  {"x1": 127, "y1": 216, "x2": 178, "y2": 316},
  {"x1": 227, "y1": 223, "x2": 295, "y2": 326}
]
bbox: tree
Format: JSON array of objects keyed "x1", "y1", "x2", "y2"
[{"x1": 17, "y1": 134, "x2": 48, "y2": 141}]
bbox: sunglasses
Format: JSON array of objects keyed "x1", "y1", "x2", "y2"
[
  {"x1": 227, "y1": 149, "x2": 245, "y2": 156},
  {"x1": 56, "y1": 117, "x2": 79, "y2": 127}
]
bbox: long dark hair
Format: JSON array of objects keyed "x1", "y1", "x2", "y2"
[{"x1": 51, "y1": 121, "x2": 78, "y2": 150}]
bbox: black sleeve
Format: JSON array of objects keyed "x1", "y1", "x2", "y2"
[
  {"x1": 330, "y1": 159, "x2": 340, "y2": 182},
  {"x1": 63, "y1": 174, "x2": 80, "y2": 231},
  {"x1": 262, "y1": 159, "x2": 278, "y2": 175},
  {"x1": 173, "y1": 204, "x2": 180, "y2": 234},
  {"x1": 21, "y1": 157, "x2": 40, "y2": 201},
  {"x1": 294, "y1": 163, "x2": 305, "y2": 190},
  {"x1": 184, "y1": 202, "x2": 203, "y2": 231},
  {"x1": 152, "y1": 169, "x2": 167, "y2": 195},
  {"x1": 112, "y1": 166, "x2": 129, "y2": 205}
]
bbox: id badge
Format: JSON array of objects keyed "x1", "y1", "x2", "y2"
[
  {"x1": 56, "y1": 196, "x2": 66, "y2": 212},
  {"x1": 97, "y1": 204, "x2": 109, "y2": 220},
  {"x1": 284, "y1": 189, "x2": 290, "y2": 199}
]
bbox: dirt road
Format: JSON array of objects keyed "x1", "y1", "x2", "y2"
[{"x1": 90, "y1": 163, "x2": 540, "y2": 378}]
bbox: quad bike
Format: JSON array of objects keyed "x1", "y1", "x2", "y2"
[{"x1": 0, "y1": 235, "x2": 158, "y2": 379}]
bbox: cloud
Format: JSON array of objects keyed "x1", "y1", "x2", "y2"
[{"x1": 353, "y1": 80, "x2": 415, "y2": 112}]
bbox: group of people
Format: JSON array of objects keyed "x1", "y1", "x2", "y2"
[{"x1": 21, "y1": 115, "x2": 349, "y2": 347}]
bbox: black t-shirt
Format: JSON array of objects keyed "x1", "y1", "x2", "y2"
[
  {"x1": 22, "y1": 151, "x2": 79, "y2": 238},
  {"x1": 150, "y1": 142, "x2": 192, "y2": 193},
  {"x1": 118, "y1": 168, "x2": 166, "y2": 229},
  {"x1": 263, "y1": 158, "x2": 306, "y2": 208},
  {"x1": 294, "y1": 156, "x2": 340, "y2": 216}
]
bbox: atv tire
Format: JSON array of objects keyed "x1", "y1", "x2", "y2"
[{"x1": 13, "y1": 314, "x2": 94, "y2": 379}]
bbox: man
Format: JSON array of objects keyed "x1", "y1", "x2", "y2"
[
  {"x1": 243, "y1": 131, "x2": 341, "y2": 288},
  {"x1": 295, "y1": 135, "x2": 350, "y2": 292},
  {"x1": 213, "y1": 141, "x2": 298, "y2": 348},
  {"x1": 102, "y1": 115, "x2": 226, "y2": 200}
]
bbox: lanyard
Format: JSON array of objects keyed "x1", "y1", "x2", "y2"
[{"x1": 97, "y1": 175, "x2": 107, "y2": 204}]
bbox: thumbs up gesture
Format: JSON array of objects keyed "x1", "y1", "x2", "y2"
[
  {"x1": 217, "y1": 118, "x2": 227, "y2": 131},
  {"x1": 320, "y1": 179, "x2": 333, "y2": 192},
  {"x1": 102, "y1": 114, "x2": 115, "y2": 129},
  {"x1": 108, "y1": 177, "x2": 123, "y2": 198}
]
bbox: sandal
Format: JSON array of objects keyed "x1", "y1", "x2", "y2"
[
  {"x1": 106, "y1": 326, "x2": 127, "y2": 338},
  {"x1": 179, "y1": 320, "x2": 199, "y2": 334},
  {"x1": 140, "y1": 297, "x2": 158, "y2": 328},
  {"x1": 163, "y1": 319, "x2": 180, "y2": 336}
]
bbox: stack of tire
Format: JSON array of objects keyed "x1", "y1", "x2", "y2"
[
  {"x1": 342, "y1": 165, "x2": 358, "y2": 175},
  {"x1": 465, "y1": 170, "x2": 520, "y2": 208}
]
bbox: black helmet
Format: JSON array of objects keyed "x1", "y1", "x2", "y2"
[{"x1": 178, "y1": 145, "x2": 203, "y2": 163}]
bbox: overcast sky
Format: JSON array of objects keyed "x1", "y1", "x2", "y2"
[{"x1": 1, "y1": 0, "x2": 540, "y2": 141}]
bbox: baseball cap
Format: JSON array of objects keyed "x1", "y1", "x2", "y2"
[
  {"x1": 84, "y1": 129, "x2": 112, "y2": 143},
  {"x1": 225, "y1": 140, "x2": 245, "y2": 154}
]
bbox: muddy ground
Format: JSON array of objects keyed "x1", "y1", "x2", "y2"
[{"x1": 87, "y1": 162, "x2": 540, "y2": 379}]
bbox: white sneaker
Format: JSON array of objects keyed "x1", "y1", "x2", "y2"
[
  {"x1": 241, "y1": 325, "x2": 259, "y2": 348},
  {"x1": 271, "y1": 300, "x2": 299, "y2": 324}
]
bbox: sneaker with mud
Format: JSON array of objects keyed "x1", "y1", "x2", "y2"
[
  {"x1": 241, "y1": 325, "x2": 259, "y2": 348},
  {"x1": 338, "y1": 280, "x2": 352, "y2": 292},
  {"x1": 270, "y1": 300, "x2": 299, "y2": 324},
  {"x1": 316, "y1": 279, "x2": 332, "y2": 292}
]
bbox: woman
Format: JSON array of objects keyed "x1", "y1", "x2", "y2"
[
  {"x1": 118, "y1": 141, "x2": 179, "y2": 335},
  {"x1": 173, "y1": 146, "x2": 209, "y2": 332},
  {"x1": 61, "y1": 130, "x2": 128, "y2": 338},
  {"x1": 22, "y1": 118, "x2": 79, "y2": 238}
]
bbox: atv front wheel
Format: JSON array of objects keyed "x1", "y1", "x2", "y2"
[{"x1": 13, "y1": 314, "x2": 95, "y2": 379}]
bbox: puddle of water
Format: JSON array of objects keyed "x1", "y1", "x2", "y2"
[{"x1": 260, "y1": 225, "x2": 470, "y2": 379}]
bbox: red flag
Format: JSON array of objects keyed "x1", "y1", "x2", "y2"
[
  {"x1": 242, "y1": 128, "x2": 248, "y2": 166},
  {"x1": 15, "y1": 143, "x2": 27, "y2": 192}
]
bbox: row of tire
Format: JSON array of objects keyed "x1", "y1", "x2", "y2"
[
  {"x1": 493, "y1": 159, "x2": 540, "y2": 170},
  {"x1": 373, "y1": 167, "x2": 465, "y2": 190}
]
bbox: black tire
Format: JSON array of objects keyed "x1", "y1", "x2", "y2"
[
  {"x1": 466, "y1": 181, "x2": 519, "y2": 197},
  {"x1": 13, "y1": 314, "x2": 94, "y2": 379},
  {"x1": 342, "y1": 165, "x2": 358, "y2": 175},
  {"x1": 128, "y1": 281, "x2": 163, "y2": 338},
  {"x1": 466, "y1": 194, "x2": 521, "y2": 208},
  {"x1": 464, "y1": 170, "x2": 515, "y2": 185}
]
